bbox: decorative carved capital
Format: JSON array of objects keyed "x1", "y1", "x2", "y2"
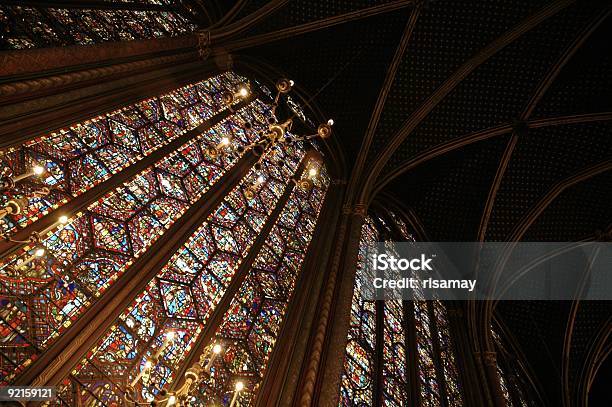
[
  {"x1": 353, "y1": 204, "x2": 367, "y2": 218},
  {"x1": 481, "y1": 351, "x2": 497, "y2": 366},
  {"x1": 341, "y1": 204, "x2": 352, "y2": 215},
  {"x1": 341, "y1": 203, "x2": 368, "y2": 217}
]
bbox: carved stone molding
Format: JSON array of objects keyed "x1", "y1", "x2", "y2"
[
  {"x1": 0, "y1": 52, "x2": 196, "y2": 104},
  {"x1": 353, "y1": 203, "x2": 367, "y2": 218},
  {"x1": 0, "y1": 34, "x2": 196, "y2": 77}
]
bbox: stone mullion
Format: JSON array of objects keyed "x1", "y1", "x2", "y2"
[
  {"x1": 370, "y1": 211, "x2": 392, "y2": 406},
  {"x1": 0, "y1": 61, "x2": 212, "y2": 148},
  {"x1": 445, "y1": 307, "x2": 487, "y2": 406},
  {"x1": 255, "y1": 181, "x2": 345, "y2": 406},
  {"x1": 169, "y1": 151, "x2": 317, "y2": 392},
  {"x1": 480, "y1": 350, "x2": 506, "y2": 407},
  {"x1": 403, "y1": 300, "x2": 422, "y2": 407},
  {"x1": 16, "y1": 149, "x2": 260, "y2": 387},
  {"x1": 301, "y1": 204, "x2": 366, "y2": 407},
  {"x1": 0, "y1": 95, "x2": 255, "y2": 260}
]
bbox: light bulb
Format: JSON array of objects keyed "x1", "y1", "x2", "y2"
[
  {"x1": 59, "y1": 215, "x2": 69, "y2": 224},
  {"x1": 308, "y1": 168, "x2": 318, "y2": 177},
  {"x1": 213, "y1": 344, "x2": 222, "y2": 354},
  {"x1": 166, "y1": 331, "x2": 176, "y2": 341},
  {"x1": 220, "y1": 137, "x2": 230, "y2": 146},
  {"x1": 34, "y1": 248, "x2": 45, "y2": 257},
  {"x1": 256, "y1": 175, "x2": 264, "y2": 184},
  {"x1": 144, "y1": 360, "x2": 153, "y2": 369},
  {"x1": 235, "y1": 381, "x2": 244, "y2": 391},
  {"x1": 327, "y1": 119, "x2": 334, "y2": 126},
  {"x1": 238, "y1": 87, "x2": 248, "y2": 97},
  {"x1": 289, "y1": 80, "x2": 295, "y2": 86},
  {"x1": 33, "y1": 165, "x2": 44, "y2": 175}
]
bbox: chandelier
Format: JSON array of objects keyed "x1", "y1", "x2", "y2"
[{"x1": 208, "y1": 78, "x2": 333, "y2": 195}]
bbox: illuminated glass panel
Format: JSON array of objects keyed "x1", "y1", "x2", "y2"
[
  {"x1": 339, "y1": 218, "x2": 379, "y2": 406},
  {"x1": 58, "y1": 144, "x2": 307, "y2": 404},
  {"x1": 413, "y1": 301, "x2": 463, "y2": 406},
  {"x1": 339, "y1": 210, "x2": 464, "y2": 407},
  {"x1": 433, "y1": 301, "x2": 462, "y2": 406},
  {"x1": 382, "y1": 300, "x2": 407, "y2": 406},
  {"x1": 492, "y1": 327, "x2": 530, "y2": 407},
  {"x1": 195, "y1": 161, "x2": 330, "y2": 406},
  {"x1": 498, "y1": 364, "x2": 513, "y2": 406},
  {"x1": 414, "y1": 301, "x2": 441, "y2": 407},
  {"x1": 388, "y1": 210, "x2": 415, "y2": 242},
  {"x1": 0, "y1": 5, "x2": 196, "y2": 50},
  {"x1": 0, "y1": 96, "x2": 272, "y2": 385},
  {"x1": 0, "y1": 72, "x2": 248, "y2": 239}
]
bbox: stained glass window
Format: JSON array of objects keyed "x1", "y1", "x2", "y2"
[
  {"x1": 382, "y1": 299, "x2": 408, "y2": 405},
  {"x1": 432, "y1": 301, "x2": 462, "y2": 406},
  {"x1": 0, "y1": 71, "x2": 250, "y2": 239},
  {"x1": 56, "y1": 144, "x2": 312, "y2": 405},
  {"x1": 492, "y1": 326, "x2": 532, "y2": 407},
  {"x1": 338, "y1": 210, "x2": 464, "y2": 407},
  {"x1": 194, "y1": 160, "x2": 329, "y2": 405},
  {"x1": 0, "y1": 66, "x2": 333, "y2": 407},
  {"x1": 0, "y1": 4, "x2": 196, "y2": 50},
  {"x1": 0, "y1": 73, "x2": 281, "y2": 385},
  {"x1": 339, "y1": 218, "x2": 379, "y2": 406}
]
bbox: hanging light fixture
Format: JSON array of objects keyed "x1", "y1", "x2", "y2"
[
  {"x1": 124, "y1": 343, "x2": 224, "y2": 406},
  {"x1": 0, "y1": 163, "x2": 51, "y2": 237},
  {"x1": 205, "y1": 79, "x2": 333, "y2": 182},
  {"x1": 0, "y1": 197, "x2": 28, "y2": 221},
  {"x1": 124, "y1": 331, "x2": 179, "y2": 405},
  {"x1": 229, "y1": 381, "x2": 244, "y2": 407},
  {"x1": 222, "y1": 83, "x2": 251, "y2": 112},
  {"x1": 0, "y1": 164, "x2": 47, "y2": 192},
  {"x1": 0, "y1": 157, "x2": 72, "y2": 277}
]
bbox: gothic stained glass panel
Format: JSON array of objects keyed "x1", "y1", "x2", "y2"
[
  {"x1": 339, "y1": 210, "x2": 464, "y2": 407},
  {"x1": 195, "y1": 162, "x2": 330, "y2": 406},
  {"x1": 0, "y1": 5, "x2": 196, "y2": 50},
  {"x1": 388, "y1": 210, "x2": 415, "y2": 242},
  {"x1": 0, "y1": 72, "x2": 250, "y2": 239},
  {"x1": 414, "y1": 300, "x2": 441, "y2": 407},
  {"x1": 382, "y1": 300, "x2": 408, "y2": 406},
  {"x1": 492, "y1": 327, "x2": 531, "y2": 407},
  {"x1": 339, "y1": 218, "x2": 379, "y2": 406},
  {"x1": 0, "y1": 92, "x2": 275, "y2": 385},
  {"x1": 59, "y1": 145, "x2": 308, "y2": 404},
  {"x1": 433, "y1": 301, "x2": 462, "y2": 406}
]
